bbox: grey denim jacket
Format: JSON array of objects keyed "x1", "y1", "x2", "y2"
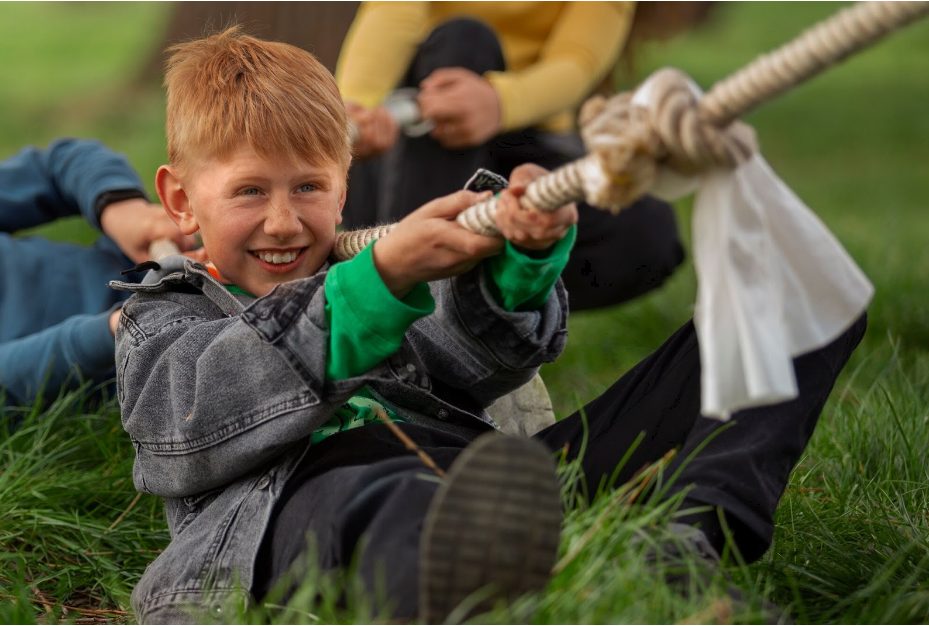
[{"x1": 110, "y1": 255, "x2": 568, "y2": 623}]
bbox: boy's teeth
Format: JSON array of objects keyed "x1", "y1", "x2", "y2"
[{"x1": 257, "y1": 251, "x2": 298, "y2": 264}]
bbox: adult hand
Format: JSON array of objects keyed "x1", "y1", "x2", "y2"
[
  {"x1": 494, "y1": 164, "x2": 577, "y2": 251},
  {"x1": 418, "y1": 68, "x2": 502, "y2": 149},
  {"x1": 100, "y1": 197, "x2": 197, "y2": 264},
  {"x1": 372, "y1": 190, "x2": 503, "y2": 298},
  {"x1": 346, "y1": 101, "x2": 400, "y2": 158}
]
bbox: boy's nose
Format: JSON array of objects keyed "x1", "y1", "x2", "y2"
[{"x1": 263, "y1": 199, "x2": 302, "y2": 239}]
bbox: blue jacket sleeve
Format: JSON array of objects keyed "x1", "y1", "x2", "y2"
[
  {"x1": 0, "y1": 138, "x2": 146, "y2": 234},
  {"x1": 0, "y1": 310, "x2": 116, "y2": 407}
]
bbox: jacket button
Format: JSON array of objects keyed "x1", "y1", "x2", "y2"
[
  {"x1": 256, "y1": 476, "x2": 271, "y2": 490},
  {"x1": 437, "y1": 408, "x2": 449, "y2": 419}
]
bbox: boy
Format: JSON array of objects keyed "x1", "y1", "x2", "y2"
[
  {"x1": 113, "y1": 27, "x2": 866, "y2": 624},
  {"x1": 0, "y1": 138, "x2": 191, "y2": 415}
]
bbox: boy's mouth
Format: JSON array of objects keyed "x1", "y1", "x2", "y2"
[{"x1": 249, "y1": 247, "x2": 308, "y2": 273}]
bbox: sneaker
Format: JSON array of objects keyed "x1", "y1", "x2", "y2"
[
  {"x1": 644, "y1": 522, "x2": 723, "y2": 592},
  {"x1": 643, "y1": 523, "x2": 788, "y2": 624},
  {"x1": 418, "y1": 432, "x2": 563, "y2": 623}
]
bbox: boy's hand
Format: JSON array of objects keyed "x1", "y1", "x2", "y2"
[
  {"x1": 347, "y1": 101, "x2": 399, "y2": 158},
  {"x1": 100, "y1": 197, "x2": 197, "y2": 264},
  {"x1": 418, "y1": 68, "x2": 502, "y2": 149},
  {"x1": 495, "y1": 164, "x2": 578, "y2": 251},
  {"x1": 373, "y1": 190, "x2": 504, "y2": 298}
]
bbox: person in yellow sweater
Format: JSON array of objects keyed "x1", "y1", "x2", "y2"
[{"x1": 336, "y1": 1, "x2": 685, "y2": 311}]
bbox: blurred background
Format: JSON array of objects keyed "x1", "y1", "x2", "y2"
[{"x1": 2, "y1": 0, "x2": 928, "y2": 411}]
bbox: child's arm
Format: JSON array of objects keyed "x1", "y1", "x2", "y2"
[
  {"x1": 409, "y1": 165, "x2": 577, "y2": 406},
  {"x1": 0, "y1": 311, "x2": 117, "y2": 407},
  {"x1": 323, "y1": 173, "x2": 574, "y2": 400},
  {"x1": 0, "y1": 138, "x2": 146, "y2": 233},
  {"x1": 324, "y1": 189, "x2": 502, "y2": 380}
]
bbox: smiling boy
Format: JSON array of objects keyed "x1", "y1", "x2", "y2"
[
  {"x1": 114, "y1": 26, "x2": 866, "y2": 625},
  {"x1": 114, "y1": 27, "x2": 575, "y2": 623}
]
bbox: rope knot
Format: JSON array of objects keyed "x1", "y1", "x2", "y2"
[
  {"x1": 577, "y1": 93, "x2": 661, "y2": 212},
  {"x1": 578, "y1": 68, "x2": 757, "y2": 212}
]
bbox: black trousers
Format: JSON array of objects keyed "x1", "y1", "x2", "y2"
[
  {"x1": 253, "y1": 314, "x2": 867, "y2": 616},
  {"x1": 343, "y1": 18, "x2": 685, "y2": 311}
]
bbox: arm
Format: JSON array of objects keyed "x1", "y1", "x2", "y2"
[
  {"x1": 323, "y1": 225, "x2": 575, "y2": 386},
  {"x1": 407, "y1": 165, "x2": 576, "y2": 403},
  {"x1": 486, "y1": 2, "x2": 634, "y2": 131},
  {"x1": 323, "y1": 236, "x2": 571, "y2": 407},
  {"x1": 0, "y1": 138, "x2": 146, "y2": 233},
  {"x1": 335, "y1": 1, "x2": 429, "y2": 108},
  {"x1": 336, "y1": 2, "x2": 426, "y2": 157},
  {"x1": 329, "y1": 168, "x2": 575, "y2": 404},
  {"x1": 0, "y1": 311, "x2": 116, "y2": 408},
  {"x1": 325, "y1": 243, "x2": 435, "y2": 380}
]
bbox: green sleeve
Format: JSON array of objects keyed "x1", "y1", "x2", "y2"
[
  {"x1": 324, "y1": 243, "x2": 434, "y2": 381},
  {"x1": 486, "y1": 224, "x2": 577, "y2": 312}
]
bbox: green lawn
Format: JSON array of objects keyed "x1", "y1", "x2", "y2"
[{"x1": 2, "y1": 2, "x2": 929, "y2": 623}]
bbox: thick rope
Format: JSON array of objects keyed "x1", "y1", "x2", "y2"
[
  {"x1": 331, "y1": 1, "x2": 929, "y2": 261},
  {"x1": 699, "y1": 1, "x2": 929, "y2": 127}
]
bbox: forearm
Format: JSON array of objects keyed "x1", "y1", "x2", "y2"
[
  {"x1": 324, "y1": 243, "x2": 434, "y2": 381},
  {"x1": 0, "y1": 311, "x2": 116, "y2": 407},
  {"x1": 0, "y1": 138, "x2": 146, "y2": 233},
  {"x1": 487, "y1": 225, "x2": 576, "y2": 311},
  {"x1": 486, "y1": 2, "x2": 633, "y2": 131}
]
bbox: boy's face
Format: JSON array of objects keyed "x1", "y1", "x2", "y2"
[{"x1": 161, "y1": 146, "x2": 346, "y2": 297}]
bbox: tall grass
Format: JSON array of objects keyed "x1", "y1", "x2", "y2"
[{"x1": 2, "y1": 2, "x2": 929, "y2": 623}]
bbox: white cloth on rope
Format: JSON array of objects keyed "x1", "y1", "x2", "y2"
[{"x1": 633, "y1": 76, "x2": 874, "y2": 420}]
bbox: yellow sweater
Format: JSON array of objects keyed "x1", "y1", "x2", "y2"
[{"x1": 336, "y1": 1, "x2": 634, "y2": 133}]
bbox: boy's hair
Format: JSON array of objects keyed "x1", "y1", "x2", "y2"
[{"x1": 164, "y1": 26, "x2": 350, "y2": 174}]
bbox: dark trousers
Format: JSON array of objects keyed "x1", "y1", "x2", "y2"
[
  {"x1": 253, "y1": 314, "x2": 867, "y2": 615},
  {"x1": 344, "y1": 18, "x2": 685, "y2": 311}
]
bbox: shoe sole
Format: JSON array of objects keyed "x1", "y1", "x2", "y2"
[{"x1": 419, "y1": 432, "x2": 563, "y2": 623}]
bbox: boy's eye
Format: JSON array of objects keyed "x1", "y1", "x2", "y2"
[
  {"x1": 239, "y1": 187, "x2": 262, "y2": 196},
  {"x1": 298, "y1": 183, "x2": 319, "y2": 193}
]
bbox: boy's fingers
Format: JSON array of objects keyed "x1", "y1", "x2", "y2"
[
  {"x1": 508, "y1": 163, "x2": 548, "y2": 190},
  {"x1": 443, "y1": 229, "x2": 504, "y2": 258},
  {"x1": 418, "y1": 190, "x2": 490, "y2": 219}
]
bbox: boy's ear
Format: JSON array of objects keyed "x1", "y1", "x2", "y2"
[
  {"x1": 156, "y1": 165, "x2": 200, "y2": 235},
  {"x1": 336, "y1": 183, "x2": 347, "y2": 226}
]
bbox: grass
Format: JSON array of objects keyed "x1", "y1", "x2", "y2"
[{"x1": 2, "y1": 1, "x2": 929, "y2": 623}]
